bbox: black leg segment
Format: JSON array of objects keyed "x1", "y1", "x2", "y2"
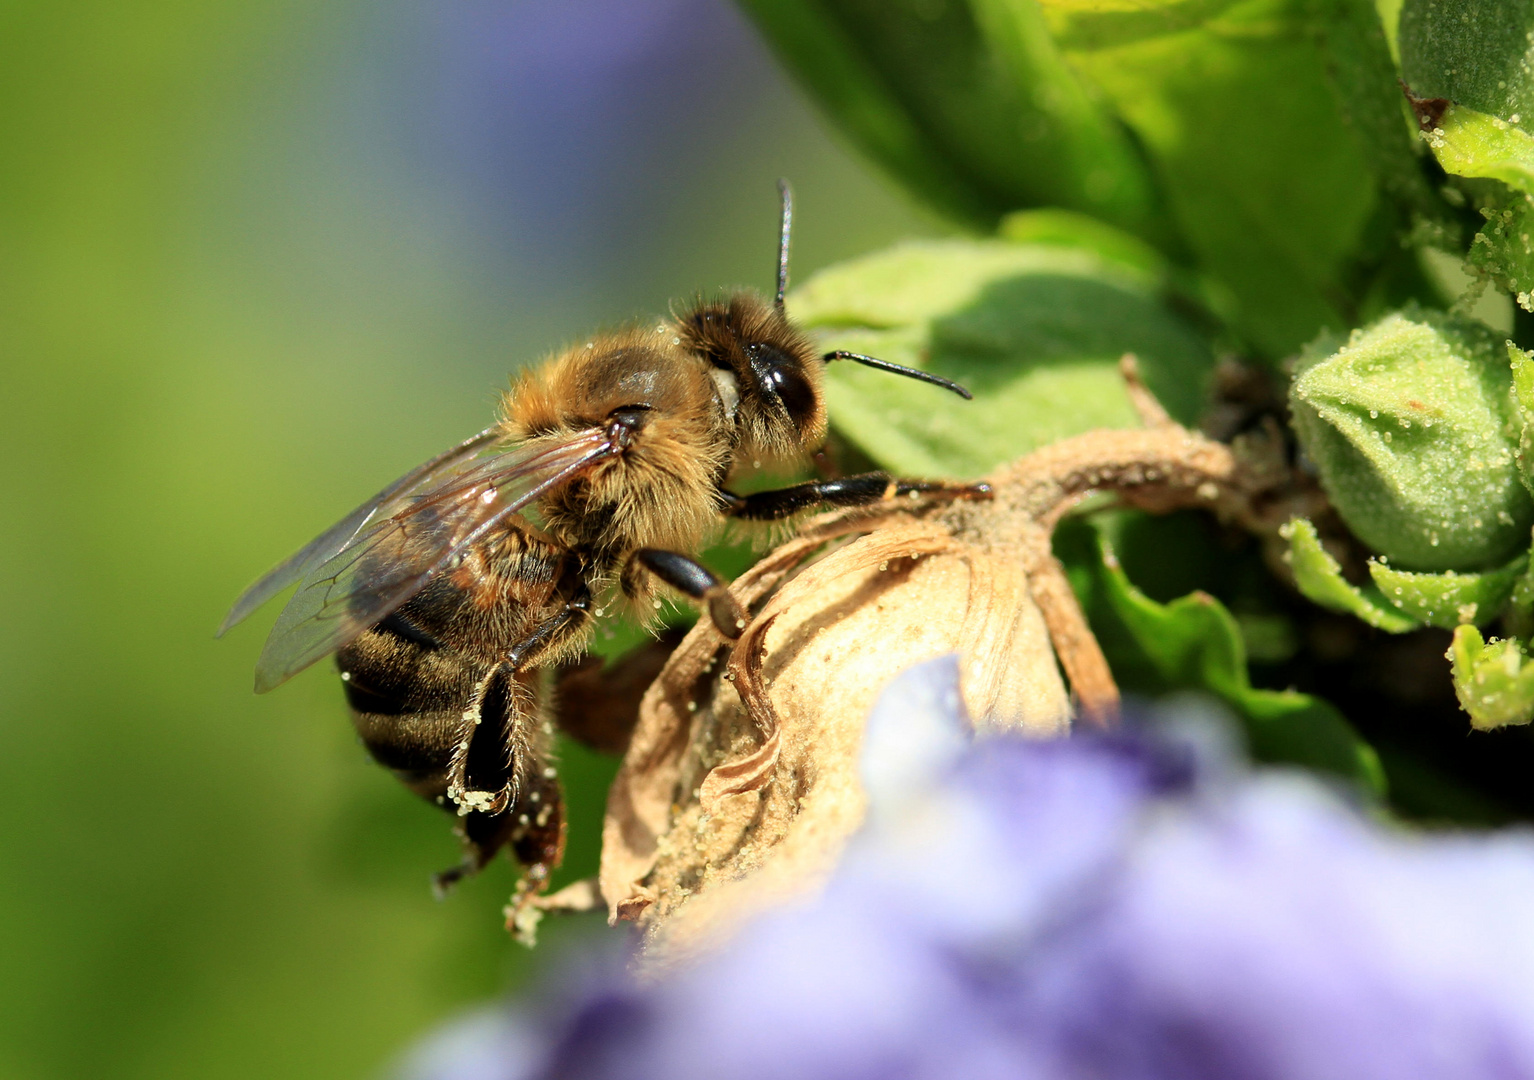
[
  {"x1": 720, "y1": 472, "x2": 990, "y2": 521},
  {"x1": 631, "y1": 549, "x2": 747, "y2": 639},
  {"x1": 505, "y1": 594, "x2": 591, "y2": 669}
]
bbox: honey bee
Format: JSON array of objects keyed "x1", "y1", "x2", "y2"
[{"x1": 221, "y1": 182, "x2": 981, "y2": 911}]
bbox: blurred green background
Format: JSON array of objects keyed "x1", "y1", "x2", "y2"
[{"x1": 0, "y1": 2, "x2": 940, "y2": 1076}]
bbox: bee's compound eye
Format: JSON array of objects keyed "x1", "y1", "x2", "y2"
[
  {"x1": 764, "y1": 364, "x2": 815, "y2": 427},
  {"x1": 608, "y1": 405, "x2": 651, "y2": 429},
  {"x1": 747, "y1": 344, "x2": 816, "y2": 429}
]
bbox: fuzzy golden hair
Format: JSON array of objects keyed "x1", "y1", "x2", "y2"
[{"x1": 499, "y1": 327, "x2": 731, "y2": 562}]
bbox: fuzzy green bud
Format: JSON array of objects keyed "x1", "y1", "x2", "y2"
[
  {"x1": 1450, "y1": 625, "x2": 1534, "y2": 730},
  {"x1": 1289, "y1": 307, "x2": 1532, "y2": 571}
]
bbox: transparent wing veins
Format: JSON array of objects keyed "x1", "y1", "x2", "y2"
[
  {"x1": 219, "y1": 425, "x2": 502, "y2": 636},
  {"x1": 249, "y1": 427, "x2": 617, "y2": 692}
]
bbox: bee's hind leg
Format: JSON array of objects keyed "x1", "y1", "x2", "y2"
[
  {"x1": 432, "y1": 805, "x2": 517, "y2": 898},
  {"x1": 501, "y1": 765, "x2": 577, "y2": 943},
  {"x1": 630, "y1": 549, "x2": 747, "y2": 639},
  {"x1": 507, "y1": 763, "x2": 564, "y2": 886}
]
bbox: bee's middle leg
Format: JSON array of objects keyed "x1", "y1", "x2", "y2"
[{"x1": 629, "y1": 548, "x2": 747, "y2": 639}]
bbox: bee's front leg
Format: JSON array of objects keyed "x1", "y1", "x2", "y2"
[{"x1": 716, "y1": 473, "x2": 991, "y2": 520}]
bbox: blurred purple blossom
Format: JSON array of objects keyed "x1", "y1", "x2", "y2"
[{"x1": 398, "y1": 658, "x2": 1534, "y2": 1080}]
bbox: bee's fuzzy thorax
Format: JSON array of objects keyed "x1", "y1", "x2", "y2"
[{"x1": 499, "y1": 327, "x2": 731, "y2": 565}]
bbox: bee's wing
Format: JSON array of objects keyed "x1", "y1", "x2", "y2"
[
  {"x1": 220, "y1": 425, "x2": 504, "y2": 636},
  {"x1": 245, "y1": 426, "x2": 620, "y2": 693}
]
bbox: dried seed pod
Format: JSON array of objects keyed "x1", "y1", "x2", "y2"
[
  {"x1": 601, "y1": 509, "x2": 1071, "y2": 967},
  {"x1": 600, "y1": 366, "x2": 1289, "y2": 966}
]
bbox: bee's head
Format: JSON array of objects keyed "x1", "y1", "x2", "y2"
[{"x1": 677, "y1": 294, "x2": 826, "y2": 462}]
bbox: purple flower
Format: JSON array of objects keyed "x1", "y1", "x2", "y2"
[{"x1": 398, "y1": 659, "x2": 1534, "y2": 1080}]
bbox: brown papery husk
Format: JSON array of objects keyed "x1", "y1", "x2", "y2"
[{"x1": 600, "y1": 403, "x2": 1307, "y2": 971}]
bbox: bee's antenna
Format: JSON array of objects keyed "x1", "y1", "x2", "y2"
[
  {"x1": 775, "y1": 179, "x2": 793, "y2": 312},
  {"x1": 824, "y1": 350, "x2": 974, "y2": 400}
]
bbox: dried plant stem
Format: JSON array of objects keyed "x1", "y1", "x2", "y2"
[
  {"x1": 935, "y1": 419, "x2": 1264, "y2": 725},
  {"x1": 1028, "y1": 553, "x2": 1119, "y2": 727},
  {"x1": 1120, "y1": 353, "x2": 1175, "y2": 429},
  {"x1": 991, "y1": 426, "x2": 1242, "y2": 529}
]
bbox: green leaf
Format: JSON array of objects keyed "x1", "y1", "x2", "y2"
[
  {"x1": 1288, "y1": 306, "x2": 1533, "y2": 570},
  {"x1": 997, "y1": 207, "x2": 1228, "y2": 321},
  {"x1": 1399, "y1": 0, "x2": 1534, "y2": 130},
  {"x1": 1368, "y1": 553, "x2": 1527, "y2": 627},
  {"x1": 1449, "y1": 624, "x2": 1534, "y2": 730},
  {"x1": 1420, "y1": 103, "x2": 1534, "y2": 194},
  {"x1": 996, "y1": 207, "x2": 1164, "y2": 275},
  {"x1": 789, "y1": 233, "x2": 1214, "y2": 476},
  {"x1": 1309, "y1": 0, "x2": 1447, "y2": 223},
  {"x1": 1284, "y1": 513, "x2": 1526, "y2": 632},
  {"x1": 1511, "y1": 554, "x2": 1534, "y2": 618},
  {"x1": 1091, "y1": 528, "x2": 1385, "y2": 791},
  {"x1": 1039, "y1": 0, "x2": 1383, "y2": 357},
  {"x1": 735, "y1": 0, "x2": 1166, "y2": 240},
  {"x1": 1280, "y1": 517, "x2": 1419, "y2": 631}
]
